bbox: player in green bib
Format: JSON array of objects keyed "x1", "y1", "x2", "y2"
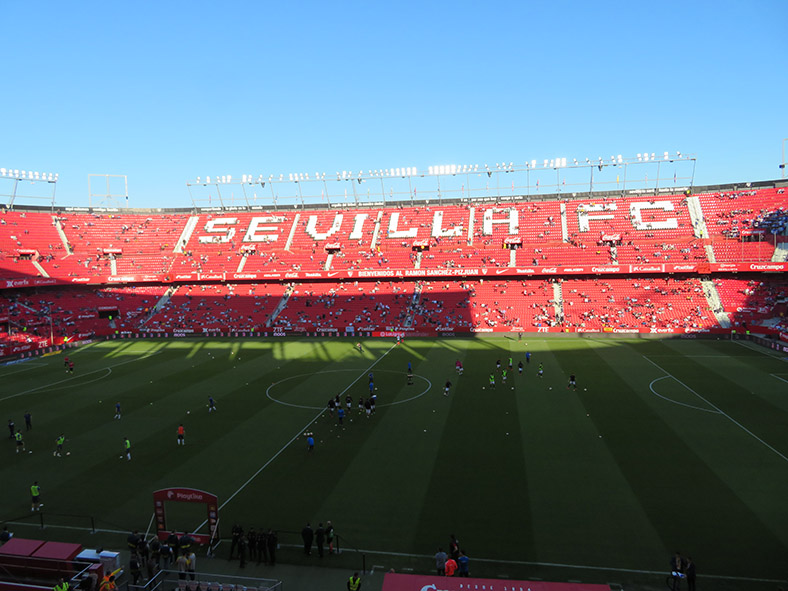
[
  {"x1": 31, "y1": 482, "x2": 42, "y2": 511},
  {"x1": 54, "y1": 434, "x2": 65, "y2": 457}
]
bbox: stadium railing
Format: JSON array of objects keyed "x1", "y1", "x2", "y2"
[{"x1": 127, "y1": 569, "x2": 282, "y2": 591}]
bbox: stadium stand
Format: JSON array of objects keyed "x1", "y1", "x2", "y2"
[{"x1": 2, "y1": 183, "x2": 788, "y2": 357}]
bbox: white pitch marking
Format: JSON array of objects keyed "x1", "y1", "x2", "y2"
[
  {"x1": 193, "y1": 343, "x2": 400, "y2": 534},
  {"x1": 266, "y1": 369, "x2": 431, "y2": 410},
  {"x1": 643, "y1": 355, "x2": 788, "y2": 464},
  {"x1": 648, "y1": 376, "x2": 720, "y2": 414},
  {"x1": 37, "y1": 368, "x2": 113, "y2": 392},
  {"x1": 771, "y1": 374, "x2": 788, "y2": 385},
  {"x1": 0, "y1": 351, "x2": 162, "y2": 403}
]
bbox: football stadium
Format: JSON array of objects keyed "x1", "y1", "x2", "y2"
[
  {"x1": 2, "y1": 4, "x2": 788, "y2": 591},
  {"x1": 2, "y1": 165, "x2": 788, "y2": 591}
]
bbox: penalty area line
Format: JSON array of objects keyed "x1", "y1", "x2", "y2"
[{"x1": 0, "y1": 351, "x2": 162, "y2": 404}]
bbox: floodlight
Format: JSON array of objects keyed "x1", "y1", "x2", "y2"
[
  {"x1": 0, "y1": 168, "x2": 5, "y2": 176},
  {"x1": 663, "y1": 151, "x2": 669, "y2": 160},
  {"x1": 561, "y1": 158, "x2": 567, "y2": 167},
  {"x1": 617, "y1": 155, "x2": 623, "y2": 163},
  {"x1": 531, "y1": 160, "x2": 536, "y2": 168},
  {"x1": 412, "y1": 168, "x2": 418, "y2": 175},
  {"x1": 677, "y1": 151, "x2": 681, "y2": 157}
]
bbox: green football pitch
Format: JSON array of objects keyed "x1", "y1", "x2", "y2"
[{"x1": 2, "y1": 336, "x2": 788, "y2": 588}]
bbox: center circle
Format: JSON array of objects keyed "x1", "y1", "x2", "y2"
[{"x1": 265, "y1": 369, "x2": 432, "y2": 410}]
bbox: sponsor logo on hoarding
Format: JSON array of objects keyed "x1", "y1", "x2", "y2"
[
  {"x1": 6, "y1": 279, "x2": 30, "y2": 288},
  {"x1": 592, "y1": 266, "x2": 620, "y2": 273}
]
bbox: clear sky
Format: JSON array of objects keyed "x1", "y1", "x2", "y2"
[{"x1": 1, "y1": 0, "x2": 786, "y2": 209}]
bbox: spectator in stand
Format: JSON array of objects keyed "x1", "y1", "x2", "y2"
[
  {"x1": 444, "y1": 555, "x2": 458, "y2": 576},
  {"x1": 457, "y1": 550, "x2": 470, "y2": 577},
  {"x1": 434, "y1": 547, "x2": 447, "y2": 575}
]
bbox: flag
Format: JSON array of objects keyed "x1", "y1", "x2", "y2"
[
  {"x1": 674, "y1": 172, "x2": 677, "y2": 183},
  {"x1": 616, "y1": 175, "x2": 619, "y2": 185}
]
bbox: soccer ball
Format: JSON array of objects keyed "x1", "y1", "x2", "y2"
[
  {"x1": 187, "y1": 411, "x2": 190, "y2": 414},
  {"x1": 482, "y1": 387, "x2": 485, "y2": 390},
  {"x1": 549, "y1": 387, "x2": 552, "y2": 390}
]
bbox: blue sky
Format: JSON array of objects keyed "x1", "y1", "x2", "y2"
[{"x1": 1, "y1": 0, "x2": 786, "y2": 209}]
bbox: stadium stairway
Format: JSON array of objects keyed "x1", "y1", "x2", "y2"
[
  {"x1": 771, "y1": 242, "x2": 788, "y2": 262},
  {"x1": 140, "y1": 285, "x2": 178, "y2": 327},
  {"x1": 31, "y1": 259, "x2": 49, "y2": 277},
  {"x1": 174, "y1": 216, "x2": 200, "y2": 253},
  {"x1": 52, "y1": 216, "x2": 73, "y2": 254},
  {"x1": 266, "y1": 285, "x2": 294, "y2": 327},
  {"x1": 552, "y1": 280, "x2": 564, "y2": 323},
  {"x1": 701, "y1": 278, "x2": 731, "y2": 328},
  {"x1": 402, "y1": 282, "x2": 424, "y2": 328}
]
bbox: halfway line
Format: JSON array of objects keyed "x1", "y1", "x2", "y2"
[{"x1": 192, "y1": 343, "x2": 400, "y2": 532}]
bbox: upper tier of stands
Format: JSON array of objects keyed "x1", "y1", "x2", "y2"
[{"x1": 2, "y1": 187, "x2": 785, "y2": 281}]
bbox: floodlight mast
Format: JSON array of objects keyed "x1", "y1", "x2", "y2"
[
  {"x1": 88, "y1": 174, "x2": 128, "y2": 209},
  {"x1": 0, "y1": 168, "x2": 59, "y2": 210},
  {"x1": 185, "y1": 153, "x2": 697, "y2": 210}
]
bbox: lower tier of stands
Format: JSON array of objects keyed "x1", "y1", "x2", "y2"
[{"x1": 2, "y1": 274, "x2": 786, "y2": 357}]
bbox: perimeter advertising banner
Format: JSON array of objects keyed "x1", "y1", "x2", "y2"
[
  {"x1": 2, "y1": 261, "x2": 788, "y2": 290},
  {"x1": 153, "y1": 487, "x2": 218, "y2": 545},
  {"x1": 381, "y1": 572, "x2": 610, "y2": 591}
]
